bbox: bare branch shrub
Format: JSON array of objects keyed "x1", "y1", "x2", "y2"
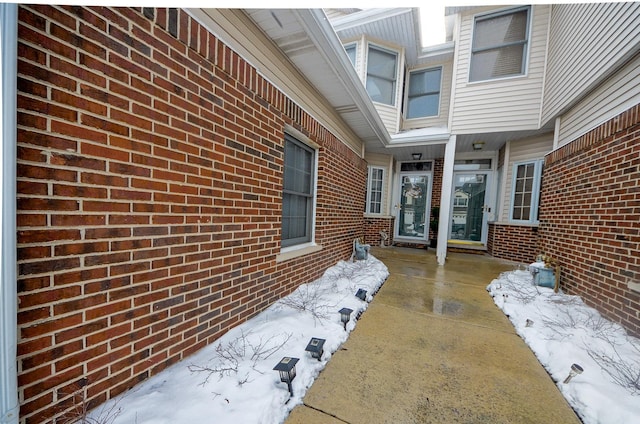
[
  {"x1": 586, "y1": 335, "x2": 640, "y2": 395},
  {"x1": 498, "y1": 271, "x2": 539, "y2": 304},
  {"x1": 189, "y1": 330, "x2": 292, "y2": 385},
  {"x1": 60, "y1": 390, "x2": 123, "y2": 424},
  {"x1": 276, "y1": 283, "x2": 336, "y2": 323}
]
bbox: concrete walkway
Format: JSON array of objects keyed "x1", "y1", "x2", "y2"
[{"x1": 286, "y1": 247, "x2": 581, "y2": 424}]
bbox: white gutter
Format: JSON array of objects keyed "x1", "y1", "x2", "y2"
[
  {"x1": 294, "y1": 9, "x2": 391, "y2": 147},
  {"x1": 0, "y1": 4, "x2": 19, "y2": 424}
]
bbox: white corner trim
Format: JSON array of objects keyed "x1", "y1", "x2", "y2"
[{"x1": 0, "y1": 4, "x2": 19, "y2": 424}]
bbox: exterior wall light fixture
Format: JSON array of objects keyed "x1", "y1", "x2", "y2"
[
  {"x1": 412, "y1": 152, "x2": 422, "y2": 160},
  {"x1": 472, "y1": 141, "x2": 485, "y2": 150}
]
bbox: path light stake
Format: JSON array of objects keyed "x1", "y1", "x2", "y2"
[
  {"x1": 525, "y1": 319, "x2": 534, "y2": 327},
  {"x1": 355, "y1": 289, "x2": 367, "y2": 301},
  {"x1": 273, "y1": 357, "x2": 299, "y2": 396},
  {"x1": 563, "y1": 363, "x2": 584, "y2": 384},
  {"x1": 305, "y1": 337, "x2": 325, "y2": 361},
  {"x1": 339, "y1": 307, "x2": 353, "y2": 331}
]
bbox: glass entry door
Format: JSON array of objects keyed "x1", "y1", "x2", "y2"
[
  {"x1": 396, "y1": 174, "x2": 430, "y2": 240},
  {"x1": 450, "y1": 172, "x2": 489, "y2": 243}
]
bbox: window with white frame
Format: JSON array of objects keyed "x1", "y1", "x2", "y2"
[
  {"x1": 510, "y1": 160, "x2": 542, "y2": 222},
  {"x1": 366, "y1": 166, "x2": 385, "y2": 214},
  {"x1": 344, "y1": 43, "x2": 357, "y2": 67},
  {"x1": 470, "y1": 7, "x2": 530, "y2": 82},
  {"x1": 282, "y1": 134, "x2": 316, "y2": 247},
  {"x1": 366, "y1": 45, "x2": 397, "y2": 105},
  {"x1": 407, "y1": 67, "x2": 442, "y2": 118}
]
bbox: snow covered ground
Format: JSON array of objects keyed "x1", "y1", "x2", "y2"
[
  {"x1": 487, "y1": 267, "x2": 640, "y2": 424},
  {"x1": 88, "y1": 256, "x2": 640, "y2": 424},
  {"x1": 87, "y1": 255, "x2": 389, "y2": 424}
]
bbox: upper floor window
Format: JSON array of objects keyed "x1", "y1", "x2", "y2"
[
  {"x1": 510, "y1": 160, "x2": 542, "y2": 223},
  {"x1": 407, "y1": 67, "x2": 441, "y2": 118},
  {"x1": 366, "y1": 166, "x2": 385, "y2": 215},
  {"x1": 366, "y1": 45, "x2": 397, "y2": 105},
  {"x1": 282, "y1": 134, "x2": 316, "y2": 247},
  {"x1": 470, "y1": 7, "x2": 530, "y2": 82},
  {"x1": 344, "y1": 43, "x2": 357, "y2": 67}
]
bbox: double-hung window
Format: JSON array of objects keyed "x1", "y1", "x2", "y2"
[
  {"x1": 344, "y1": 43, "x2": 357, "y2": 67},
  {"x1": 407, "y1": 67, "x2": 442, "y2": 118},
  {"x1": 366, "y1": 166, "x2": 385, "y2": 215},
  {"x1": 510, "y1": 160, "x2": 543, "y2": 223},
  {"x1": 470, "y1": 7, "x2": 530, "y2": 82},
  {"x1": 366, "y1": 45, "x2": 397, "y2": 105},
  {"x1": 282, "y1": 134, "x2": 316, "y2": 248}
]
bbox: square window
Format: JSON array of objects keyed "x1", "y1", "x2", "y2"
[
  {"x1": 470, "y1": 7, "x2": 530, "y2": 82},
  {"x1": 407, "y1": 67, "x2": 441, "y2": 119}
]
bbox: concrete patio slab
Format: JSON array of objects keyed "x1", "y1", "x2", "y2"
[{"x1": 286, "y1": 247, "x2": 581, "y2": 424}]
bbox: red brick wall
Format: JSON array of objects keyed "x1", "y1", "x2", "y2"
[
  {"x1": 16, "y1": 6, "x2": 366, "y2": 423},
  {"x1": 539, "y1": 104, "x2": 640, "y2": 337},
  {"x1": 429, "y1": 158, "x2": 444, "y2": 241},
  {"x1": 487, "y1": 223, "x2": 540, "y2": 264},
  {"x1": 364, "y1": 216, "x2": 394, "y2": 246}
]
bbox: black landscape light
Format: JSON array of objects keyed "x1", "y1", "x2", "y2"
[
  {"x1": 305, "y1": 337, "x2": 326, "y2": 361},
  {"x1": 339, "y1": 307, "x2": 353, "y2": 330},
  {"x1": 273, "y1": 357, "x2": 299, "y2": 396},
  {"x1": 355, "y1": 289, "x2": 367, "y2": 301}
]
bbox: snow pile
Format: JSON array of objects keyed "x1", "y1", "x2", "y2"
[
  {"x1": 88, "y1": 255, "x2": 389, "y2": 424},
  {"x1": 487, "y1": 269, "x2": 640, "y2": 424}
]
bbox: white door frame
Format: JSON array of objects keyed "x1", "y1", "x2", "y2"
[{"x1": 393, "y1": 168, "x2": 433, "y2": 243}]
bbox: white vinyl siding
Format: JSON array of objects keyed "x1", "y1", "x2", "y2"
[
  {"x1": 499, "y1": 134, "x2": 553, "y2": 221},
  {"x1": 555, "y1": 45, "x2": 640, "y2": 148},
  {"x1": 451, "y1": 5, "x2": 549, "y2": 133},
  {"x1": 541, "y1": 3, "x2": 640, "y2": 126}
]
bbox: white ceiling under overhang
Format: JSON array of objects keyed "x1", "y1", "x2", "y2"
[{"x1": 243, "y1": 9, "x2": 391, "y2": 152}]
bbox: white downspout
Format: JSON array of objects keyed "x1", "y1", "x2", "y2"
[
  {"x1": 0, "y1": 4, "x2": 19, "y2": 424},
  {"x1": 436, "y1": 134, "x2": 456, "y2": 265}
]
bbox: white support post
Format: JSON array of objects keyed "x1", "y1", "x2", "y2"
[
  {"x1": 0, "y1": 4, "x2": 19, "y2": 424},
  {"x1": 436, "y1": 135, "x2": 456, "y2": 265}
]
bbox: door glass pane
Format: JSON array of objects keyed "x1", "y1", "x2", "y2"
[
  {"x1": 451, "y1": 174, "x2": 487, "y2": 241},
  {"x1": 398, "y1": 175, "x2": 428, "y2": 238}
]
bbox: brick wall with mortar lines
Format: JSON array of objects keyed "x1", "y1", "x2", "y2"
[
  {"x1": 539, "y1": 104, "x2": 640, "y2": 337},
  {"x1": 16, "y1": 6, "x2": 367, "y2": 423},
  {"x1": 429, "y1": 158, "x2": 443, "y2": 241},
  {"x1": 364, "y1": 216, "x2": 394, "y2": 247},
  {"x1": 487, "y1": 223, "x2": 540, "y2": 264}
]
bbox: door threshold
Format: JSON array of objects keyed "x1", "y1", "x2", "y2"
[{"x1": 447, "y1": 240, "x2": 486, "y2": 251}]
